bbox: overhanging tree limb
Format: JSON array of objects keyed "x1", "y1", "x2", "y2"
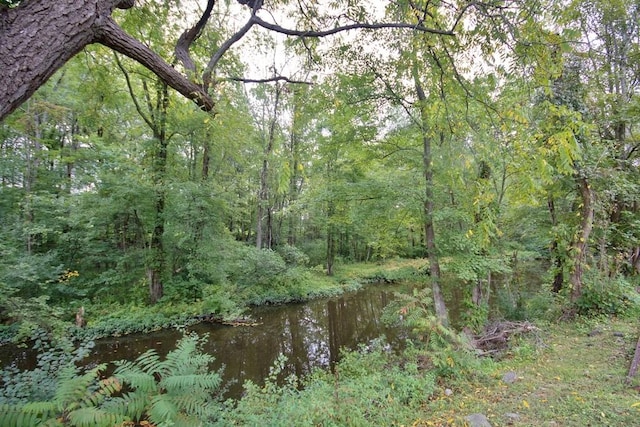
[
  {"x1": 175, "y1": 0, "x2": 216, "y2": 74},
  {"x1": 0, "y1": 0, "x2": 464, "y2": 122},
  {"x1": 96, "y1": 18, "x2": 215, "y2": 113},
  {"x1": 203, "y1": 4, "x2": 262, "y2": 91},
  {"x1": 226, "y1": 76, "x2": 313, "y2": 85},
  {"x1": 252, "y1": 15, "x2": 455, "y2": 37}
]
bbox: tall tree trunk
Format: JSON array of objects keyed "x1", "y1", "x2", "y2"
[
  {"x1": 256, "y1": 84, "x2": 282, "y2": 249},
  {"x1": 202, "y1": 134, "x2": 211, "y2": 181},
  {"x1": 548, "y1": 196, "x2": 565, "y2": 293},
  {"x1": 413, "y1": 69, "x2": 449, "y2": 327},
  {"x1": 287, "y1": 152, "x2": 300, "y2": 246},
  {"x1": 326, "y1": 201, "x2": 336, "y2": 276},
  {"x1": 286, "y1": 84, "x2": 310, "y2": 247},
  {"x1": 149, "y1": 82, "x2": 169, "y2": 304},
  {"x1": 569, "y1": 177, "x2": 594, "y2": 302}
]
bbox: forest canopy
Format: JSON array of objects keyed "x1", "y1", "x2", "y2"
[
  {"x1": 1, "y1": 1, "x2": 640, "y2": 425},
  {"x1": 0, "y1": 0, "x2": 639, "y2": 335}
]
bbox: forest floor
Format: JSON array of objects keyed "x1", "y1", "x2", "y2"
[{"x1": 416, "y1": 316, "x2": 640, "y2": 426}]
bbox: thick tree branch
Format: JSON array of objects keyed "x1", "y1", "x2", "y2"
[
  {"x1": 0, "y1": 0, "x2": 467, "y2": 121},
  {"x1": 175, "y1": 0, "x2": 215, "y2": 74},
  {"x1": 0, "y1": 0, "x2": 116, "y2": 120},
  {"x1": 115, "y1": 0, "x2": 135, "y2": 9},
  {"x1": 204, "y1": 5, "x2": 456, "y2": 90},
  {"x1": 203, "y1": 1, "x2": 263, "y2": 91},
  {"x1": 96, "y1": 18, "x2": 215, "y2": 113}
]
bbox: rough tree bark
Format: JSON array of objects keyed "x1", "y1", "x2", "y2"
[
  {"x1": 0, "y1": 0, "x2": 213, "y2": 121},
  {"x1": 256, "y1": 83, "x2": 282, "y2": 250},
  {"x1": 548, "y1": 196, "x2": 566, "y2": 293},
  {"x1": 569, "y1": 176, "x2": 594, "y2": 302}
]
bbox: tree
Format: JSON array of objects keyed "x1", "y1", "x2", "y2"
[
  {"x1": 0, "y1": 0, "x2": 463, "y2": 123},
  {"x1": 0, "y1": 0, "x2": 212, "y2": 121},
  {"x1": 571, "y1": 0, "x2": 640, "y2": 277}
]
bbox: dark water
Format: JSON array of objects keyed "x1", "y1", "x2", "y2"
[{"x1": 1, "y1": 284, "x2": 408, "y2": 400}]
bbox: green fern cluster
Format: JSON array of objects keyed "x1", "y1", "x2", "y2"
[
  {"x1": 381, "y1": 287, "x2": 455, "y2": 344},
  {"x1": 111, "y1": 332, "x2": 223, "y2": 426},
  {"x1": 0, "y1": 333, "x2": 223, "y2": 427},
  {"x1": 0, "y1": 364, "x2": 124, "y2": 427}
]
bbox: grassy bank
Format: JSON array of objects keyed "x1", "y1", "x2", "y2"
[
  {"x1": 418, "y1": 317, "x2": 640, "y2": 426},
  {"x1": 219, "y1": 316, "x2": 640, "y2": 426},
  {"x1": 71, "y1": 259, "x2": 422, "y2": 341}
]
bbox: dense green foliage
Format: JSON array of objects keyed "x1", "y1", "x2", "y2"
[
  {"x1": 1, "y1": 0, "x2": 639, "y2": 338},
  {"x1": 1, "y1": 0, "x2": 640, "y2": 423},
  {"x1": 0, "y1": 334, "x2": 224, "y2": 427}
]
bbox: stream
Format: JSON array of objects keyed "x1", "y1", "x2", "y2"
[{"x1": 1, "y1": 283, "x2": 409, "y2": 400}]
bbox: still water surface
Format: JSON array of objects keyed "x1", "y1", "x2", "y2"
[{"x1": 2, "y1": 284, "x2": 408, "y2": 400}]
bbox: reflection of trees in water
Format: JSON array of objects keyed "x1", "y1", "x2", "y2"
[{"x1": 5, "y1": 285, "x2": 406, "y2": 400}]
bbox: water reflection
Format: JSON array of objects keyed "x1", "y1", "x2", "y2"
[{"x1": 86, "y1": 284, "x2": 405, "y2": 399}]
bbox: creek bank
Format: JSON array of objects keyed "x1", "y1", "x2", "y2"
[{"x1": 2, "y1": 281, "x2": 409, "y2": 400}]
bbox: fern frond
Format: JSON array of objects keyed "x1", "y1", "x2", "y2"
[
  {"x1": 114, "y1": 371, "x2": 157, "y2": 393},
  {"x1": 101, "y1": 392, "x2": 146, "y2": 422},
  {"x1": 53, "y1": 364, "x2": 106, "y2": 410},
  {"x1": 161, "y1": 373, "x2": 221, "y2": 394},
  {"x1": 171, "y1": 393, "x2": 218, "y2": 419},
  {"x1": 0, "y1": 403, "x2": 44, "y2": 427},
  {"x1": 21, "y1": 400, "x2": 58, "y2": 421},
  {"x1": 159, "y1": 339, "x2": 198, "y2": 376},
  {"x1": 67, "y1": 407, "x2": 127, "y2": 427},
  {"x1": 148, "y1": 395, "x2": 178, "y2": 426},
  {"x1": 121, "y1": 350, "x2": 161, "y2": 375},
  {"x1": 78, "y1": 376, "x2": 121, "y2": 409},
  {"x1": 172, "y1": 412, "x2": 207, "y2": 427}
]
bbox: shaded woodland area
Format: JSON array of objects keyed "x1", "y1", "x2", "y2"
[{"x1": 1, "y1": 0, "x2": 639, "y2": 424}]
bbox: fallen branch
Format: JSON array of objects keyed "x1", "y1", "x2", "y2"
[
  {"x1": 194, "y1": 313, "x2": 262, "y2": 327},
  {"x1": 472, "y1": 321, "x2": 539, "y2": 356}
]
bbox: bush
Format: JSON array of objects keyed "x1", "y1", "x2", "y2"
[
  {"x1": 277, "y1": 244, "x2": 310, "y2": 267},
  {"x1": 218, "y1": 342, "x2": 438, "y2": 426},
  {"x1": 112, "y1": 333, "x2": 224, "y2": 425},
  {"x1": 201, "y1": 283, "x2": 244, "y2": 319},
  {"x1": 0, "y1": 333, "x2": 224, "y2": 427},
  {"x1": 226, "y1": 246, "x2": 314, "y2": 305},
  {"x1": 495, "y1": 287, "x2": 562, "y2": 322},
  {"x1": 72, "y1": 304, "x2": 198, "y2": 341},
  {"x1": 575, "y1": 274, "x2": 640, "y2": 317},
  {"x1": 229, "y1": 247, "x2": 287, "y2": 289}
]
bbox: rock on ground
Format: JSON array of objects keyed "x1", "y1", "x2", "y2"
[{"x1": 465, "y1": 413, "x2": 492, "y2": 427}]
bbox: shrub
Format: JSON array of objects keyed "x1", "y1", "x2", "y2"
[
  {"x1": 219, "y1": 342, "x2": 437, "y2": 426},
  {"x1": 225, "y1": 246, "x2": 316, "y2": 305},
  {"x1": 0, "y1": 333, "x2": 126, "y2": 427},
  {"x1": 201, "y1": 283, "x2": 244, "y2": 319},
  {"x1": 575, "y1": 274, "x2": 640, "y2": 317},
  {"x1": 381, "y1": 286, "x2": 485, "y2": 379},
  {"x1": 111, "y1": 333, "x2": 224, "y2": 426},
  {"x1": 229, "y1": 247, "x2": 287, "y2": 289},
  {"x1": 277, "y1": 244, "x2": 310, "y2": 267},
  {"x1": 0, "y1": 333, "x2": 224, "y2": 427}
]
